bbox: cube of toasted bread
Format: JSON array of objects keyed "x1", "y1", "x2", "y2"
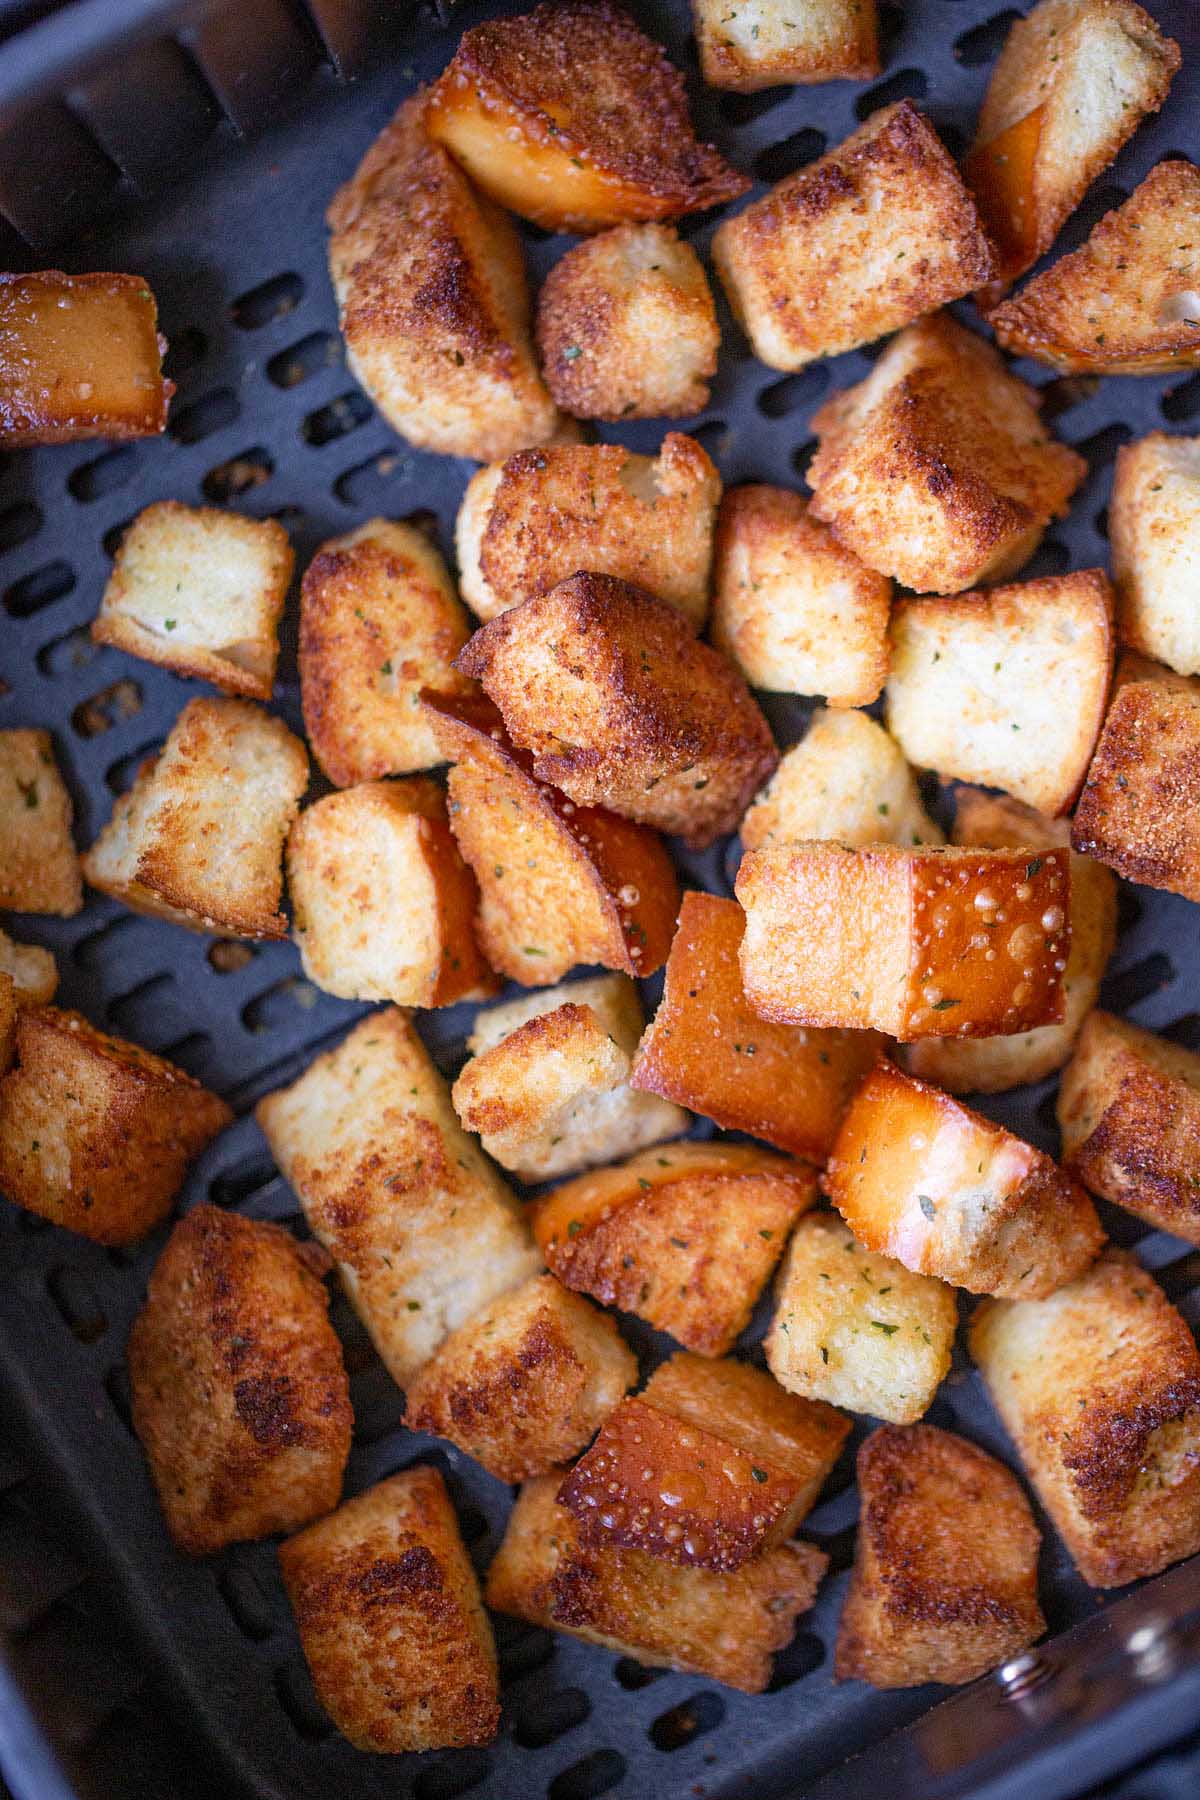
[
  {"x1": 0, "y1": 271, "x2": 171, "y2": 446},
  {"x1": 736, "y1": 842, "x2": 1072, "y2": 1040},
  {"x1": 0, "y1": 928, "x2": 57, "y2": 1073},
  {"x1": 713, "y1": 104, "x2": 994, "y2": 372},
  {"x1": 281, "y1": 1466, "x2": 499, "y2": 1751},
  {"x1": 741, "y1": 710, "x2": 942, "y2": 853},
  {"x1": 128, "y1": 1204, "x2": 351, "y2": 1554},
  {"x1": 693, "y1": 0, "x2": 879, "y2": 89},
  {"x1": 0, "y1": 730, "x2": 81, "y2": 917},
  {"x1": 965, "y1": 0, "x2": 1180, "y2": 287},
  {"x1": 710, "y1": 485, "x2": 890, "y2": 706},
  {"x1": 256, "y1": 1010, "x2": 540, "y2": 1384},
  {"x1": 92, "y1": 503, "x2": 292, "y2": 702},
  {"x1": 533, "y1": 1141, "x2": 817, "y2": 1356},
  {"x1": 808, "y1": 314, "x2": 1086, "y2": 595},
  {"x1": 560, "y1": 1351, "x2": 848, "y2": 1570},
  {"x1": 836, "y1": 1424, "x2": 1044, "y2": 1687},
  {"x1": 971, "y1": 1249, "x2": 1200, "y2": 1586},
  {"x1": 0, "y1": 1007, "x2": 231, "y2": 1244},
  {"x1": 764, "y1": 1213, "x2": 955, "y2": 1425},
  {"x1": 299, "y1": 518, "x2": 474, "y2": 787},
  {"x1": 1111, "y1": 433, "x2": 1200, "y2": 678},
  {"x1": 487, "y1": 1475, "x2": 827, "y2": 1692}
]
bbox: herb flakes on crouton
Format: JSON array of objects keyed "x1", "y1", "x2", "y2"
[
  {"x1": 740, "y1": 709, "x2": 942, "y2": 852},
  {"x1": 1110, "y1": 432, "x2": 1200, "y2": 678},
  {"x1": 693, "y1": 0, "x2": 879, "y2": 90},
  {"x1": 0, "y1": 730, "x2": 81, "y2": 917}
]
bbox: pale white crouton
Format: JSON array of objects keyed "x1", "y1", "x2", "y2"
[
  {"x1": 741, "y1": 709, "x2": 942, "y2": 852},
  {"x1": 693, "y1": 0, "x2": 879, "y2": 89},
  {"x1": 1111, "y1": 433, "x2": 1200, "y2": 677},
  {"x1": 0, "y1": 730, "x2": 81, "y2": 917},
  {"x1": 0, "y1": 927, "x2": 57, "y2": 1074}
]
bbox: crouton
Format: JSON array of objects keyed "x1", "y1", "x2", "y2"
[
  {"x1": 710, "y1": 485, "x2": 891, "y2": 706},
  {"x1": 424, "y1": 690, "x2": 678, "y2": 985},
  {"x1": 560, "y1": 1351, "x2": 848, "y2": 1570},
  {"x1": 486, "y1": 1475, "x2": 827, "y2": 1692},
  {"x1": 453, "y1": 975, "x2": 685, "y2": 1180},
  {"x1": 299, "y1": 518, "x2": 474, "y2": 787},
  {"x1": 424, "y1": 0, "x2": 748, "y2": 236},
  {"x1": 692, "y1": 0, "x2": 879, "y2": 89},
  {"x1": 836, "y1": 1424, "x2": 1044, "y2": 1687},
  {"x1": 0, "y1": 928, "x2": 56, "y2": 1073},
  {"x1": 1110, "y1": 432, "x2": 1200, "y2": 678},
  {"x1": 630, "y1": 892, "x2": 881, "y2": 1159},
  {"x1": 533, "y1": 1141, "x2": 817, "y2": 1356},
  {"x1": 0, "y1": 730, "x2": 81, "y2": 917},
  {"x1": 1071, "y1": 657, "x2": 1200, "y2": 902},
  {"x1": 327, "y1": 95, "x2": 559, "y2": 463},
  {"x1": 255, "y1": 1009, "x2": 540, "y2": 1384},
  {"x1": 971, "y1": 1249, "x2": 1200, "y2": 1587},
  {"x1": 405, "y1": 1273, "x2": 636, "y2": 1481},
  {"x1": 0, "y1": 271, "x2": 171, "y2": 446},
  {"x1": 128, "y1": 1205, "x2": 351, "y2": 1554},
  {"x1": 0, "y1": 1007, "x2": 231, "y2": 1245},
  {"x1": 736, "y1": 842, "x2": 1072, "y2": 1040},
  {"x1": 712, "y1": 104, "x2": 994, "y2": 371},
  {"x1": 83, "y1": 697, "x2": 307, "y2": 940},
  {"x1": 457, "y1": 573, "x2": 777, "y2": 848},
  {"x1": 764, "y1": 1213, "x2": 956, "y2": 1425},
  {"x1": 807, "y1": 314, "x2": 1086, "y2": 595},
  {"x1": 965, "y1": 0, "x2": 1180, "y2": 287},
  {"x1": 886, "y1": 570, "x2": 1114, "y2": 817},
  {"x1": 92, "y1": 503, "x2": 292, "y2": 702},
  {"x1": 826, "y1": 1058, "x2": 1103, "y2": 1298},
  {"x1": 455, "y1": 436, "x2": 721, "y2": 628},
  {"x1": 740, "y1": 710, "x2": 942, "y2": 853},
  {"x1": 280, "y1": 1466, "x2": 499, "y2": 1751}
]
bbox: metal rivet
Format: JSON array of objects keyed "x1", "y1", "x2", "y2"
[
  {"x1": 1127, "y1": 1616, "x2": 1176, "y2": 1681},
  {"x1": 996, "y1": 1651, "x2": 1052, "y2": 1699}
]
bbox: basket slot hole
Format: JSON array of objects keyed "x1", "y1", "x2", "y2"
[
  {"x1": 334, "y1": 448, "x2": 411, "y2": 509},
  {"x1": 162, "y1": 326, "x2": 208, "y2": 382},
  {"x1": 1036, "y1": 1088, "x2": 1059, "y2": 1137},
  {"x1": 753, "y1": 127, "x2": 826, "y2": 188},
  {"x1": 0, "y1": 501, "x2": 42, "y2": 552},
  {"x1": 614, "y1": 1656, "x2": 666, "y2": 1690},
  {"x1": 169, "y1": 387, "x2": 240, "y2": 445},
  {"x1": 208, "y1": 940, "x2": 256, "y2": 974},
  {"x1": 209, "y1": 1157, "x2": 279, "y2": 1210},
  {"x1": 513, "y1": 1685, "x2": 590, "y2": 1749},
  {"x1": 1094, "y1": 505, "x2": 1109, "y2": 540},
  {"x1": 1058, "y1": 183, "x2": 1129, "y2": 255},
  {"x1": 202, "y1": 448, "x2": 273, "y2": 502},
  {"x1": 73, "y1": 915, "x2": 147, "y2": 971},
  {"x1": 548, "y1": 1748, "x2": 626, "y2": 1800},
  {"x1": 767, "y1": 1629, "x2": 826, "y2": 1692},
  {"x1": 71, "y1": 679, "x2": 143, "y2": 739},
  {"x1": 855, "y1": 68, "x2": 927, "y2": 121},
  {"x1": 1163, "y1": 1012, "x2": 1200, "y2": 1053},
  {"x1": 789, "y1": 439, "x2": 818, "y2": 488},
  {"x1": 497, "y1": 1621, "x2": 556, "y2": 1683},
  {"x1": 1101, "y1": 952, "x2": 1175, "y2": 1014},
  {"x1": 217, "y1": 1557, "x2": 277, "y2": 1641},
  {"x1": 231, "y1": 273, "x2": 304, "y2": 330},
  {"x1": 268, "y1": 332, "x2": 339, "y2": 388},
  {"x1": 1162, "y1": 373, "x2": 1200, "y2": 423},
  {"x1": 717, "y1": 87, "x2": 790, "y2": 128},
  {"x1": 649, "y1": 1691, "x2": 725, "y2": 1751},
  {"x1": 303, "y1": 389, "x2": 373, "y2": 447},
  {"x1": 68, "y1": 448, "x2": 138, "y2": 504},
  {"x1": 104, "y1": 1364, "x2": 134, "y2": 1434},
  {"x1": 1038, "y1": 375, "x2": 1099, "y2": 421},
  {"x1": 5, "y1": 560, "x2": 76, "y2": 618},
  {"x1": 102, "y1": 516, "x2": 135, "y2": 558},
  {"x1": 159, "y1": 1032, "x2": 211, "y2": 1076},
  {"x1": 1023, "y1": 538, "x2": 1070, "y2": 579},
  {"x1": 272, "y1": 1656, "x2": 333, "y2": 1740},
  {"x1": 954, "y1": 10, "x2": 1021, "y2": 65},
  {"x1": 106, "y1": 974, "x2": 177, "y2": 1041},
  {"x1": 45, "y1": 1267, "x2": 108, "y2": 1345},
  {"x1": 1074, "y1": 421, "x2": 1132, "y2": 474},
  {"x1": 37, "y1": 625, "x2": 99, "y2": 679},
  {"x1": 242, "y1": 976, "x2": 322, "y2": 1034},
  {"x1": 757, "y1": 367, "x2": 829, "y2": 420},
  {"x1": 413, "y1": 1750, "x2": 491, "y2": 1800}
]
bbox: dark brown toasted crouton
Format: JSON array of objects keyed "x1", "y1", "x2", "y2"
[
  {"x1": 457, "y1": 574, "x2": 777, "y2": 848},
  {"x1": 1111, "y1": 433, "x2": 1200, "y2": 678},
  {"x1": 281, "y1": 1467, "x2": 500, "y2": 1752},
  {"x1": 736, "y1": 842, "x2": 1072, "y2": 1040},
  {"x1": 693, "y1": 0, "x2": 879, "y2": 89},
  {"x1": 128, "y1": 1205, "x2": 351, "y2": 1554},
  {"x1": 560, "y1": 1351, "x2": 848, "y2": 1570},
  {"x1": 740, "y1": 710, "x2": 942, "y2": 852},
  {"x1": 971, "y1": 1250, "x2": 1200, "y2": 1587},
  {"x1": 424, "y1": 1, "x2": 748, "y2": 235},
  {"x1": 327, "y1": 95, "x2": 559, "y2": 463},
  {"x1": 712, "y1": 105, "x2": 994, "y2": 372},
  {"x1": 710, "y1": 486, "x2": 890, "y2": 706},
  {"x1": 92, "y1": 503, "x2": 292, "y2": 702},
  {"x1": 827, "y1": 1059, "x2": 1103, "y2": 1299},
  {"x1": 0, "y1": 731, "x2": 81, "y2": 917},
  {"x1": 965, "y1": 0, "x2": 1180, "y2": 288},
  {"x1": 0, "y1": 928, "x2": 56, "y2": 1073},
  {"x1": 405, "y1": 1273, "x2": 636, "y2": 1482},
  {"x1": 533, "y1": 1141, "x2": 817, "y2": 1356},
  {"x1": 0, "y1": 1008, "x2": 231, "y2": 1245},
  {"x1": 487, "y1": 1475, "x2": 827, "y2": 1692},
  {"x1": 836, "y1": 1424, "x2": 1044, "y2": 1687},
  {"x1": 256, "y1": 1009, "x2": 540, "y2": 1385},
  {"x1": 630, "y1": 892, "x2": 881, "y2": 1160},
  {"x1": 0, "y1": 272, "x2": 171, "y2": 446},
  {"x1": 424, "y1": 690, "x2": 678, "y2": 985},
  {"x1": 807, "y1": 314, "x2": 1085, "y2": 596}
]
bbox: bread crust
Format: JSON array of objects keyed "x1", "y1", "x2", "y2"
[
  {"x1": 0, "y1": 271, "x2": 171, "y2": 445},
  {"x1": 0, "y1": 729, "x2": 81, "y2": 916}
]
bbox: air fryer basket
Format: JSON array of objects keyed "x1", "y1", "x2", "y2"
[{"x1": 1, "y1": 2, "x2": 1199, "y2": 1797}]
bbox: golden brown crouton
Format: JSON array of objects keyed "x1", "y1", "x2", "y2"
[
  {"x1": 0, "y1": 730, "x2": 81, "y2": 917},
  {"x1": 424, "y1": 0, "x2": 748, "y2": 235},
  {"x1": 0, "y1": 1007, "x2": 231, "y2": 1245},
  {"x1": 486, "y1": 1474, "x2": 827, "y2": 1692},
  {"x1": 0, "y1": 271, "x2": 171, "y2": 445},
  {"x1": 965, "y1": 0, "x2": 1180, "y2": 287},
  {"x1": 424, "y1": 690, "x2": 678, "y2": 985},
  {"x1": 533, "y1": 1141, "x2": 817, "y2": 1356},
  {"x1": 971, "y1": 1249, "x2": 1200, "y2": 1587},
  {"x1": 740, "y1": 709, "x2": 942, "y2": 852},
  {"x1": 327, "y1": 95, "x2": 559, "y2": 463},
  {"x1": 710, "y1": 485, "x2": 891, "y2": 706},
  {"x1": 630, "y1": 892, "x2": 881, "y2": 1159},
  {"x1": 693, "y1": 0, "x2": 879, "y2": 89},
  {"x1": 256, "y1": 1009, "x2": 540, "y2": 1384},
  {"x1": 836, "y1": 1424, "x2": 1044, "y2": 1687},
  {"x1": 0, "y1": 928, "x2": 57, "y2": 1073},
  {"x1": 807, "y1": 314, "x2": 1086, "y2": 596},
  {"x1": 736, "y1": 841, "x2": 1072, "y2": 1040},
  {"x1": 560, "y1": 1351, "x2": 848, "y2": 1570},
  {"x1": 280, "y1": 1467, "x2": 500, "y2": 1752},
  {"x1": 299, "y1": 518, "x2": 474, "y2": 787},
  {"x1": 764, "y1": 1213, "x2": 956, "y2": 1424},
  {"x1": 457, "y1": 573, "x2": 777, "y2": 848},
  {"x1": 405, "y1": 1273, "x2": 636, "y2": 1482},
  {"x1": 92, "y1": 503, "x2": 292, "y2": 702},
  {"x1": 1111, "y1": 432, "x2": 1200, "y2": 678},
  {"x1": 713, "y1": 104, "x2": 994, "y2": 371},
  {"x1": 826, "y1": 1058, "x2": 1103, "y2": 1298},
  {"x1": 287, "y1": 779, "x2": 495, "y2": 1009},
  {"x1": 128, "y1": 1204, "x2": 351, "y2": 1554}
]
